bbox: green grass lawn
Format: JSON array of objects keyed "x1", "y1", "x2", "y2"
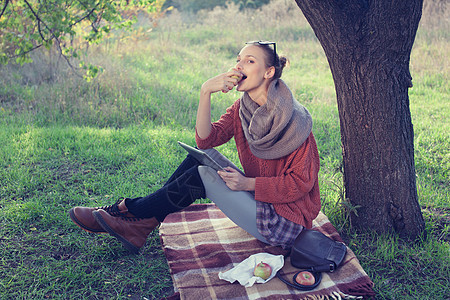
[{"x1": 0, "y1": 1, "x2": 449, "y2": 299}]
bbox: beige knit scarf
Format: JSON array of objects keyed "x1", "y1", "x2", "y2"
[{"x1": 239, "y1": 79, "x2": 313, "y2": 160}]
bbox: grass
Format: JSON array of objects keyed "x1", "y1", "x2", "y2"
[
  {"x1": 0, "y1": 0, "x2": 449, "y2": 299},
  {"x1": 0, "y1": 125, "x2": 191, "y2": 298}
]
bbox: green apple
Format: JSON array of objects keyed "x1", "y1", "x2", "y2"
[
  {"x1": 229, "y1": 68, "x2": 241, "y2": 80},
  {"x1": 253, "y1": 261, "x2": 272, "y2": 280}
]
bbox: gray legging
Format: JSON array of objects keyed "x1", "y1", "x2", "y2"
[{"x1": 197, "y1": 149, "x2": 269, "y2": 244}]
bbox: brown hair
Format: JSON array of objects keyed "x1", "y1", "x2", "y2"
[{"x1": 247, "y1": 41, "x2": 289, "y2": 80}]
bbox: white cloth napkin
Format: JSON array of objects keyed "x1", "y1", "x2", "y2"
[{"x1": 218, "y1": 253, "x2": 285, "y2": 287}]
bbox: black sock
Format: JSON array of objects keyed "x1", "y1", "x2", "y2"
[{"x1": 126, "y1": 165, "x2": 205, "y2": 222}]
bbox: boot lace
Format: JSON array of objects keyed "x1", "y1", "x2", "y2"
[
  {"x1": 118, "y1": 215, "x2": 145, "y2": 222},
  {"x1": 97, "y1": 198, "x2": 129, "y2": 217}
]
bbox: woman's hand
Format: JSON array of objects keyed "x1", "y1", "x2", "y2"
[
  {"x1": 196, "y1": 69, "x2": 242, "y2": 139},
  {"x1": 201, "y1": 69, "x2": 242, "y2": 94},
  {"x1": 217, "y1": 167, "x2": 255, "y2": 191}
]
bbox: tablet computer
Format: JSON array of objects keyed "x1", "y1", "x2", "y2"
[{"x1": 178, "y1": 141, "x2": 225, "y2": 172}]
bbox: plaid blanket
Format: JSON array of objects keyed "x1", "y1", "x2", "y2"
[{"x1": 159, "y1": 204, "x2": 374, "y2": 300}]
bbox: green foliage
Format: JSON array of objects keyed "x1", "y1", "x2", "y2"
[
  {"x1": 0, "y1": 0, "x2": 168, "y2": 80},
  {"x1": 79, "y1": 61, "x2": 104, "y2": 82}
]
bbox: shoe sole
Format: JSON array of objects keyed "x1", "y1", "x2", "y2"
[
  {"x1": 69, "y1": 208, "x2": 107, "y2": 233},
  {"x1": 92, "y1": 210, "x2": 140, "y2": 254}
]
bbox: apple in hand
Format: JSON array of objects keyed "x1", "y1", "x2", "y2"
[
  {"x1": 295, "y1": 271, "x2": 315, "y2": 286},
  {"x1": 229, "y1": 68, "x2": 242, "y2": 80},
  {"x1": 253, "y1": 261, "x2": 272, "y2": 280}
]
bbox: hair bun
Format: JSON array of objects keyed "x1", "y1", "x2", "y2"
[
  {"x1": 279, "y1": 56, "x2": 289, "y2": 70},
  {"x1": 274, "y1": 55, "x2": 289, "y2": 79}
]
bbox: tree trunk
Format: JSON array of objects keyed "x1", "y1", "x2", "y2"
[{"x1": 294, "y1": 0, "x2": 425, "y2": 238}]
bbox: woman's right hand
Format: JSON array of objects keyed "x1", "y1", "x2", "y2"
[
  {"x1": 201, "y1": 69, "x2": 242, "y2": 94},
  {"x1": 197, "y1": 69, "x2": 242, "y2": 139}
]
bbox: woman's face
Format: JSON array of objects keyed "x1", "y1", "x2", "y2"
[{"x1": 234, "y1": 45, "x2": 273, "y2": 98}]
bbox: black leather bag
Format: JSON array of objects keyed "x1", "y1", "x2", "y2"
[
  {"x1": 276, "y1": 228, "x2": 347, "y2": 290},
  {"x1": 291, "y1": 228, "x2": 347, "y2": 272}
]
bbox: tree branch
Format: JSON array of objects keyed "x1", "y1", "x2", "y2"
[
  {"x1": 19, "y1": 0, "x2": 80, "y2": 74},
  {"x1": 23, "y1": 0, "x2": 55, "y2": 41},
  {"x1": 12, "y1": 43, "x2": 44, "y2": 57},
  {"x1": 70, "y1": 1, "x2": 102, "y2": 28},
  {"x1": 0, "y1": 0, "x2": 9, "y2": 19}
]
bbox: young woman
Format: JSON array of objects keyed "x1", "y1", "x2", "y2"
[{"x1": 69, "y1": 41, "x2": 321, "y2": 253}]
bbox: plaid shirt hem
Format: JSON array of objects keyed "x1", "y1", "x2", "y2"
[{"x1": 256, "y1": 201, "x2": 303, "y2": 249}]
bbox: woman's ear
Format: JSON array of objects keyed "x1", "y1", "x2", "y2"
[{"x1": 264, "y1": 66, "x2": 275, "y2": 79}]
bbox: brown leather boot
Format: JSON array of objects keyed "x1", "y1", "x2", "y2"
[
  {"x1": 68, "y1": 198, "x2": 132, "y2": 233},
  {"x1": 92, "y1": 209, "x2": 159, "y2": 254}
]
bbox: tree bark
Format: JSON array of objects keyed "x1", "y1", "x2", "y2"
[{"x1": 294, "y1": 0, "x2": 425, "y2": 238}]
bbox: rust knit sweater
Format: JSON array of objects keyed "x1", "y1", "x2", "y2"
[{"x1": 195, "y1": 99, "x2": 321, "y2": 228}]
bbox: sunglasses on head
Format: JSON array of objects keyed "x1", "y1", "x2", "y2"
[{"x1": 245, "y1": 41, "x2": 277, "y2": 65}]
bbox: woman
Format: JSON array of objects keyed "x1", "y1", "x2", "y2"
[{"x1": 69, "y1": 41, "x2": 321, "y2": 253}]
